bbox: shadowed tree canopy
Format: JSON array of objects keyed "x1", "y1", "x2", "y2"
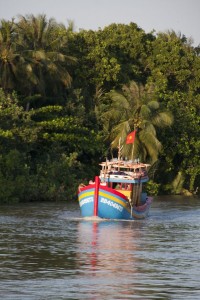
[
  {"x1": 0, "y1": 19, "x2": 24, "y2": 91},
  {"x1": 15, "y1": 14, "x2": 77, "y2": 98}
]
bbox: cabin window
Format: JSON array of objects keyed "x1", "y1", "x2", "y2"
[
  {"x1": 114, "y1": 183, "x2": 121, "y2": 189},
  {"x1": 122, "y1": 183, "x2": 126, "y2": 189}
]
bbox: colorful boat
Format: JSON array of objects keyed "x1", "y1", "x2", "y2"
[{"x1": 78, "y1": 156, "x2": 153, "y2": 220}]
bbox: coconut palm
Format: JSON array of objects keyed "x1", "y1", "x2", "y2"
[
  {"x1": 101, "y1": 81, "x2": 173, "y2": 163},
  {"x1": 15, "y1": 14, "x2": 76, "y2": 100},
  {"x1": 0, "y1": 19, "x2": 24, "y2": 91}
]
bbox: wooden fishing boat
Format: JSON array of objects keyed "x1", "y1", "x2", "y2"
[
  {"x1": 78, "y1": 157, "x2": 152, "y2": 220},
  {"x1": 78, "y1": 130, "x2": 152, "y2": 220}
]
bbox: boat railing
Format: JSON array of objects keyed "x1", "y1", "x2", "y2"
[{"x1": 100, "y1": 170, "x2": 148, "y2": 179}]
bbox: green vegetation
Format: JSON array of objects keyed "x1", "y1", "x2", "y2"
[{"x1": 0, "y1": 15, "x2": 199, "y2": 203}]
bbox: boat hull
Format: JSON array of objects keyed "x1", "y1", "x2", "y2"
[{"x1": 78, "y1": 184, "x2": 152, "y2": 220}]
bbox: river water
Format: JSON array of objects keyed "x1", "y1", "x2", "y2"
[{"x1": 0, "y1": 196, "x2": 200, "y2": 300}]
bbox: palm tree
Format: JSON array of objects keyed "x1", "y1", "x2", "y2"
[
  {"x1": 0, "y1": 19, "x2": 24, "y2": 91},
  {"x1": 15, "y1": 14, "x2": 76, "y2": 105},
  {"x1": 100, "y1": 81, "x2": 173, "y2": 163}
]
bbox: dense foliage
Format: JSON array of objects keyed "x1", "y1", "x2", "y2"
[{"x1": 0, "y1": 15, "x2": 199, "y2": 202}]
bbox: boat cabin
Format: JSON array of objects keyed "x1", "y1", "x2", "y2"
[{"x1": 99, "y1": 159, "x2": 149, "y2": 181}]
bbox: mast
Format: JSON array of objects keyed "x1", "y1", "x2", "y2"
[
  {"x1": 118, "y1": 138, "x2": 121, "y2": 161},
  {"x1": 131, "y1": 143, "x2": 134, "y2": 161},
  {"x1": 118, "y1": 138, "x2": 123, "y2": 171}
]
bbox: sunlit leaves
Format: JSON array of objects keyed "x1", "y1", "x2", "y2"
[{"x1": 99, "y1": 81, "x2": 173, "y2": 163}]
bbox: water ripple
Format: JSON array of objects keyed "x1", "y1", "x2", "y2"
[{"x1": 0, "y1": 198, "x2": 200, "y2": 299}]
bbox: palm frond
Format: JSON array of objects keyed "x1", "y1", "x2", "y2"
[
  {"x1": 153, "y1": 111, "x2": 174, "y2": 127},
  {"x1": 147, "y1": 100, "x2": 160, "y2": 110},
  {"x1": 109, "y1": 90, "x2": 130, "y2": 109},
  {"x1": 140, "y1": 104, "x2": 151, "y2": 119},
  {"x1": 110, "y1": 120, "x2": 130, "y2": 148},
  {"x1": 99, "y1": 80, "x2": 173, "y2": 163}
]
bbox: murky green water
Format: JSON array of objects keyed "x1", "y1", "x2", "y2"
[{"x1": 0, "y1": 196, "x2": 200, "y2": 299}]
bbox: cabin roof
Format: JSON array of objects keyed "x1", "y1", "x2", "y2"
[{"x1": 99, "y1": 160, "x2": 150, "y2": 169}]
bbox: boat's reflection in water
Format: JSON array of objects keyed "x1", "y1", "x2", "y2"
[
  {"x1": 76, "y1": 219, "x2": 148, "y2": 298},
  {"x1": 77, "y1": 219, "x2": 143, "y2": 275}
]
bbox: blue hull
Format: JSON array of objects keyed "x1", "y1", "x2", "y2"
[{"x1": 78, "y1": 184, "x2": 152, "y2": 220}]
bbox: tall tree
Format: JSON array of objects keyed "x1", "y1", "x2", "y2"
[
  {"x1": 99, "y1": 81, "x2": 173, "y2": 163},
  {"x1": 145, "y1": 30, "x2": 200, "y2": 193},
  {"x1": 0, "y1": 19, "x2": 23, "y2": 91},
  {"x1": 146, "y1": 30, "x2": 199, "y2": 93},
  {"x1": 15, "y1": 14, "x2": 76, "y2": 106}
]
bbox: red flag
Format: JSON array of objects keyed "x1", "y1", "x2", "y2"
[{"x1": 126, "y1": 130, "x2": 136, "y2": 144}]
